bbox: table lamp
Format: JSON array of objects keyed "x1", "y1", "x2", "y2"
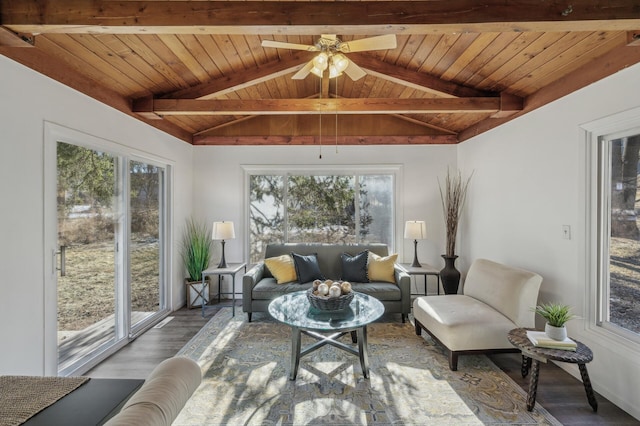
[
  {"x1": 212, "y1": 221, "x2": 235, "y2": 268},
  {"x1": 404, "y1": 220, "x2": 427, "y2": 267}
]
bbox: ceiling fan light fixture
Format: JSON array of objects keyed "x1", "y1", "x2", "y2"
[
  {"x1": 328, "y1": 65, "x2": 343, "y2": 79},
  {"x1": 332, "y1": 54, "x2": 349, "y2": 73},
  {"x1": 313, "y1": 52, "x2": 329, "y2": 70},
  {"x1": 310, "y1": 66, "x2": 324, "y2": 78}
]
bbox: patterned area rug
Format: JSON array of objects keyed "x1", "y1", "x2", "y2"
[{"x1": 175, "y1": 308, "x2": 560, "y2": 425}]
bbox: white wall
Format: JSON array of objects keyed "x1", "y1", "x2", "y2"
[
  {"x1": 458, "y1": 62, "x2": 640, "y2": 420},
  {"x1": 191, "y1": 144, "x2": 457, "y2": 294},
  {"x1": 0, "y1": 56, "x2": 193, "y2": 375}
]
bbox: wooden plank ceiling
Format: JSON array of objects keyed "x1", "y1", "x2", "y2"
[{"x1": 1, "y1": 1, "x2": 640, "y2": 145}]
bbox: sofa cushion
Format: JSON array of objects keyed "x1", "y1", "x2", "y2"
[
  {"x1": 341, "y1": 250, "x2": 369, "y2": 282},
  {"x1": 252, "y1": 278, "x2": 313, "y2": 299},
  {"x1": 353, "y1": 281, "x2": 402, "y2": 301},
  {"x1": 264, "y1": 254, "x2": 297, "y2": 284},
  {"x1": 368, "y1": 252, "x2": 398, "y2": 283},
  {"x1": 252, "y1": 278, "x2": 400, "y2": 301},
  {"x1": 292, "y1": 252, "x2": 325, "y2": 283},
  {"x1": 413, "y1": 295, "x2": 516, "y2": 351}
]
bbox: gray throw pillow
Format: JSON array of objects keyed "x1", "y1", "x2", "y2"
[
  {"x1": 341, "y1": 250, "x2": 369, "y2": 283},
  {"x1": 291, "y1": 252, "x2": 325, "y2": 283}
]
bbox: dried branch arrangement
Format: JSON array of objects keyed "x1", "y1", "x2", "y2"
[{"x1": 439, "y1": 169, "x2": 473, "y2": 257}]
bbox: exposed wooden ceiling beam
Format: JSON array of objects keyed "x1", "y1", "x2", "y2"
[
  {"x1": 0, "y1": 26, "x2": 33, "y2": 47},
  {"x1": 349, "y1": 53, "x2": 492, "y2": 98},
  {"x1": 164, "y1": 52, "x2": 315, "y2": 100},
  {"x1": 193, "y1": 134, "x2": 458, "y2": 145},
  {"x1": 4, "y1": 1, "x2": 640, "y2": 35},
  {"x1": 134, "y1": 97, "x2": 514, "y2": 116}
]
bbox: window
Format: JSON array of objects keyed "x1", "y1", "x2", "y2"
[
  {"x1": 585, "y1": 108, "x2": 640, "y2": 345},
  {"x1": 246, "y1": 167, "x2": 397, "y2": 263}
]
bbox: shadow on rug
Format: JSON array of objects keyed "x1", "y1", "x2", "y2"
[{"x1": 175, "y1": 308, "x2": 560, "y2": 425}]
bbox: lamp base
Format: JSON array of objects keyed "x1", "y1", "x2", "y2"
[
  {"x1": 217, "y1": 240, "x2": 228, "y2": 269},
  {"x1": 411, "y1": 239, "x2": 422, "y2": 268}
]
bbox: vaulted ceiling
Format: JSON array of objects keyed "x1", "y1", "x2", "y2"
[{"x1": 2, "y1": 1, "x2": 640, "y2": 145}]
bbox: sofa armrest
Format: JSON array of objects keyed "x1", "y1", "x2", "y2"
[
  {"x1": 394, "y1": 265, "x2": 412, "y2": 314},
  {"x1": 104, "y1": 357, "x2": 201, "y2": 426},
  {"x1": 242, "y1": 263, "x2": 265, "y2": 312}
]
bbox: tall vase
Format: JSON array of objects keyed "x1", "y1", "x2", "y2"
[{"x1": 440, "y1": 255, "x2": 461, "y2": 294}]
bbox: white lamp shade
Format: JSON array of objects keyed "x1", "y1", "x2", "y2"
[
  {"x1": 212, "y1": 221, "x2": 235, "y2": 240},
  {"x1": 404, "y1": 220, "x2": 427, "y2": 240}
]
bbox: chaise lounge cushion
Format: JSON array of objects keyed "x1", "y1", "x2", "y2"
[{"x1": 413, "y1": 295, "x2": 517, "y2": 351}]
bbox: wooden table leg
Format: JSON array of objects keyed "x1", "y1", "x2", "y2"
[
  {"x1": 578, "y1": 363, "x2": 598, "y2": 412},
  {"x1": 521, "y1": 355, "x2": 531, "y2": 378},
  {"x1": 526, "y1": 359, "x2": 540, "y2": 411}
]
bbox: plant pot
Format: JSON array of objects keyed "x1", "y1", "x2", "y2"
[
  {"x1": 185, "y1": 277, "x2": 210, "y2": 309},
  {"x1": 544, "y1": 322, "x2": 567, "y2": 341},
  {"x1": 440, "y1": 255, "x2": 461, "y2": 294}
]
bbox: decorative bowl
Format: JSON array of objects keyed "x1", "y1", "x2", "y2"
[{"x1": 307, "y1": 288, "x2": 354, "y2": 311}]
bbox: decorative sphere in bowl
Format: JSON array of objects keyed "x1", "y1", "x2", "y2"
[{"x1": 328, "y1": 285, "x2": 342, "y2": 298}]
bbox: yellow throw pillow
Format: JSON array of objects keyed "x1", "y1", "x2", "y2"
[
  {"x1": 368, "y1": 252, "x2": 398, "y2": 283},
  {"x1": 264, "y1": 255, "x2": 297, "y2": 284}
]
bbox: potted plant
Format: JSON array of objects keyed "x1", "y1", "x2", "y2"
[
  {"x1": 181, "y1": 218, "x2": 212, "y2": 308},
  {"x1": 533, "y1": 302, "x2": 576, "y2": 341},
  {"x1": 438, "y1": 168, "x2": 473, "y2": 294}
]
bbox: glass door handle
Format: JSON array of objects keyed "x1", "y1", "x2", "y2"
[{"x1": 56, "y1": 245, "x2": 66, "y2": 276}]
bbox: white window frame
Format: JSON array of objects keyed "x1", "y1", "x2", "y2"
[
  {"x1": 581, "y1": 106, "x2": 640, "y2": 353},
  {"x1": 242, "y1": 164, "x2": 403, "y2": 263}
]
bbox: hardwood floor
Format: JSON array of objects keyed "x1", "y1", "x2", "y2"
[{"x1": 87, "y1": 301, "x2": 639, "y2": 424}]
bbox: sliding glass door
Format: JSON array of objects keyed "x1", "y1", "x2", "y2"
[
  {"x1": 129, "y1": 160, "x2": 165, "y2": 332},
  {"x1": 54, "y1": 139, "x2": 168, "y2": 376},
  {"x1": 56, "y1": 143, "x2": 119, "y2": 374}
]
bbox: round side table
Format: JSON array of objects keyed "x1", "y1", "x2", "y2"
[{"x1": 507, "y1": 328, "x2": 597, "y2": 412}]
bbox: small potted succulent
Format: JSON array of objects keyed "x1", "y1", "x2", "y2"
[{"x1": 532, "y1": 302, "x2": 576, "y2": 341}]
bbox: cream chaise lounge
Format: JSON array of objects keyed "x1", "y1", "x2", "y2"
[{"x1": 413, "y1": 258, "x2": 542, "y2": 370}]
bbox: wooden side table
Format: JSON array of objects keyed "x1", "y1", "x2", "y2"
[
  {"x1": 399, "y1": 263, "x2": 441, "y2": 295},
  {"x1": 507, "y1": 327, "x2": 597, "y2": 412}
]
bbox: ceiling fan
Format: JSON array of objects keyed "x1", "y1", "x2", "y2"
[{"x1": 261, "y1": 34, "x2": 397, "y2": 81}]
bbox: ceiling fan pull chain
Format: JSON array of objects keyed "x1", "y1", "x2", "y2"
[
  {"x1": 319, "y1": 78, "x2": 322, "y2": 159},
  {"x1": 335, "y1": 77, "x2": 339, "y2": 154}
]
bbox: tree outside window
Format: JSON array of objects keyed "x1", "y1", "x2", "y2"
[
  {"x1": 248, "y1": 172, "x2": 394, "y2": 263},
  {"x1": 604, "y1": 134, "x2": 640, "y2": 336}
]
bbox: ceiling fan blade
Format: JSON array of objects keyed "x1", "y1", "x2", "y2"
[
  {"x1": 339, "y1": 34, "x2": 397, "y2": 53},
  {"x1": 261, "y1": 40, "x2": 319, "y2": 52},
  {"x1": 343, "y1": 60, "x2": 367, "y2": 81},
  {"x1": 292, "y1": 61, "x2": 314, "y2": 80}
]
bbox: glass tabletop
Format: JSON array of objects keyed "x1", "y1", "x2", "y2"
[{"x1": 268, "y1": 290, "x2": 385, "y2": 332}]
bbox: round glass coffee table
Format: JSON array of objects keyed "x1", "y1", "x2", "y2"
[{"x1": 268, "y1": 290, "x2": 384, "y2": 380}]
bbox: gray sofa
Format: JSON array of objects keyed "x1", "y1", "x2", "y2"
[{"x1": 242, "y1": 243, "x2": 411, "y2": 322}]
